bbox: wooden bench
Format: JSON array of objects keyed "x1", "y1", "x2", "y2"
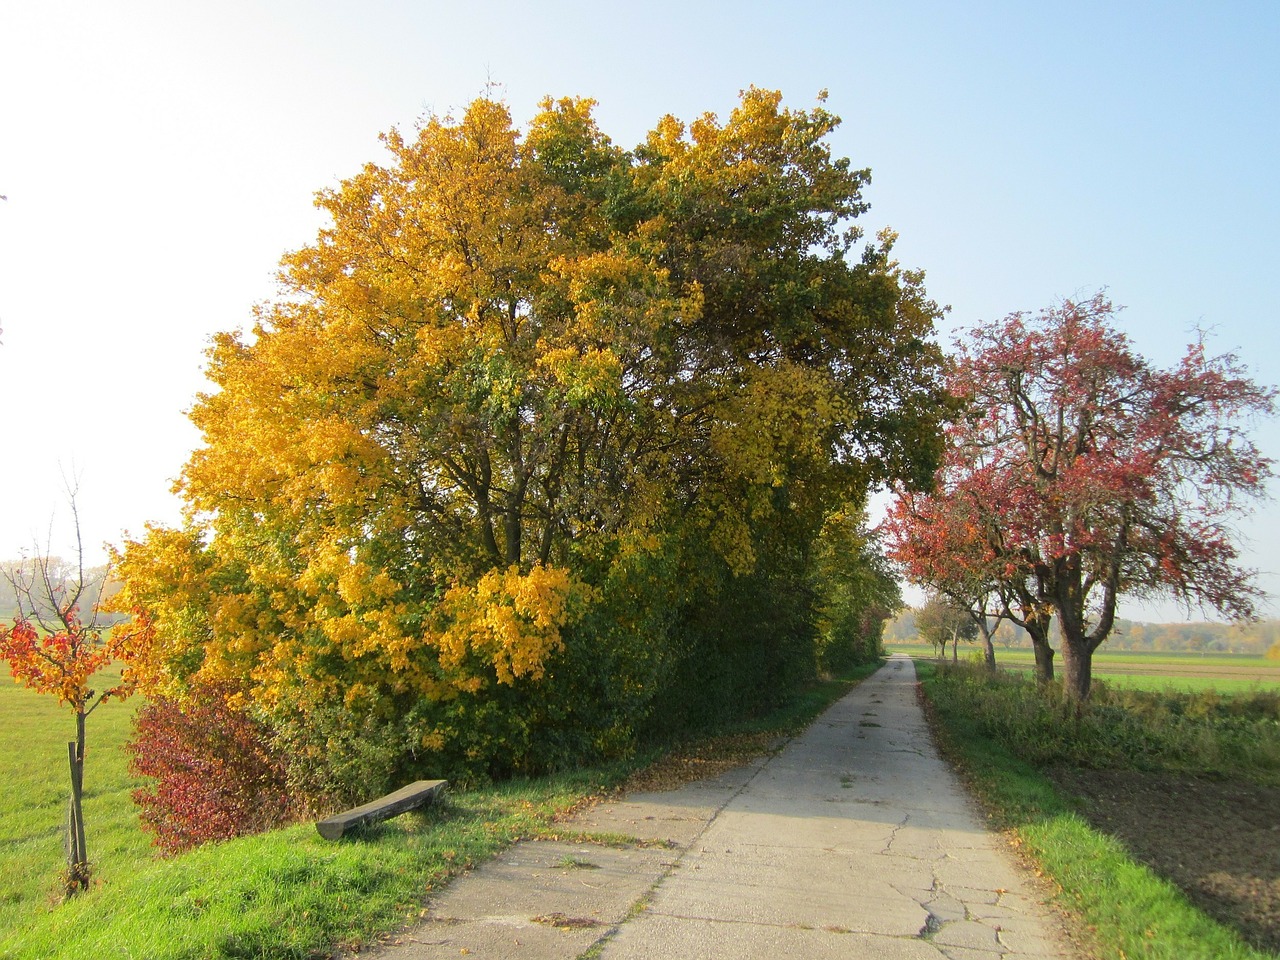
[{"x1": 315, "y1": 779, "x2": 448, "y2": 840}]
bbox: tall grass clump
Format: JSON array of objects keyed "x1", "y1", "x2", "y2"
[{"x1": 927, "y1": 661, "x2": 1280, "y2": 783}]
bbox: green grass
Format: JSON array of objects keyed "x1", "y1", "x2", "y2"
[
  {"x1": 888, "y1": 641, "x2": 1276, "y2": 668},
  {"x1": 916, "y1": 660, "x2": 1280, "y2": 960},
  {"x1": 4, "y1": 775, "x2": 607, "y2": 959},
  {"x1": 0, "y1": 660, "x2": 883, "y2": 959},
  {"x1": 886, "y1": 642, "x2": 1280, "y2": 694},
  {"x1": 1095, "y1": 673, "x2": 1275, "y2": 694},
  {"x1": 0, "y1": 665, "x2": 148, "y2": 929},
  {"x1": 917, "y1": 661, "x2": 1280, "y2": 783}
]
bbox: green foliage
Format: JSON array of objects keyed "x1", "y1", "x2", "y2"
[
  {"x1": 914, "y1": 592, "x2": 977, "y2": 658},
  {"x1": 645, "y1": 548, "x2": 813, "y2": 737},
  {"x1": 811, "y1": 508, "x2": 899, "y2": 672}
]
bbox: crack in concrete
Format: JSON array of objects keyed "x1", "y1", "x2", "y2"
[
  {"x1": 889, "y1": 745, "x2": 929, "y2": 757},
  {"x1": 882, "y1": 812, "x2": 912, "y2": 854}
]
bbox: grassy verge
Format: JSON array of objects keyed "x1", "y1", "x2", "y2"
[
  {"x1": 916, "y1": 660, "x2": 1279, "y2": 960},
  {"x1": 887, "y1": 643, "x2": 1280, "y2": 694},
  {"x1": 889, "y1": 644, "x2": 1277, "y2": 668},
  {"x1": 1, "y1": 660, "x2": 882, "y2": 959}
]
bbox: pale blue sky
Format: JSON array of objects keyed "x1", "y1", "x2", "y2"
[{"x1": 1, "y1": 1, "x2": 1277, "y2": 621}]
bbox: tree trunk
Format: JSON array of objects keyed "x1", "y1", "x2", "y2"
[
  {"x1": 978, "y1": 618, "x2": 996, "y2": 671},
  {"x1": 66, "y1": 742, "x2": 87, "y2": 891},
  {"x1": 951, "y1": 629, "x2": 958, "y2": 663},
  {"x1": 66, "y1": 710, "x2": 89, "y2": 893},
  {"x1": 1030, "y1": 634, "x2": 1055, "y2": 683},
  {"x1": 1014, "y1": 593, "x2": 1055, "y2": 683},
  {"x1": 1060, "y1": 638, "x2": 1093, "y2": 702}
]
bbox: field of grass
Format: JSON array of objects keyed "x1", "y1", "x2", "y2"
[
  {"x1": 886, "y1": 641, "x2": 1280, "y2": 693},
  {"x1": 0, "y1": 661, "x2": 882, "y2": 959}
]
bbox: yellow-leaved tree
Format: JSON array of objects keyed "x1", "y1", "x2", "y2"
[{"x1": 111, "y1": 90, "x2": 947, "y2": 812}]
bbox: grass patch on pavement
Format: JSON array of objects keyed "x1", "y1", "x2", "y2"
[
  {"x1": 1, "y1": 660, "x2": 881, "y2": 959},
  {"x1": 916, "y1": 660, "x2": 1280, "y2": 960}
]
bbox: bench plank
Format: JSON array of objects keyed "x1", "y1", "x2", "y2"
[{"x1": 316, "y1": 779, "x2": 448, "y2": 840}]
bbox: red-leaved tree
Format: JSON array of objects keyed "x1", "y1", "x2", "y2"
[
  {"x1": 887, "y1": 293, "x2": 1275, "y2": 701},
  {"x1": 885, "y1": 456, "x2": 1060, "y2": 681},
  {"x1": 0, "y1": 506, "x2": 132, "y2": 893}
]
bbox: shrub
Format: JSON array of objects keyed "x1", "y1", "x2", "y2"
[{"x1": 128, "y1": 683, "x2": 302, "y2": 853}]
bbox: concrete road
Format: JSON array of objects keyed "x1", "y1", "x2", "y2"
[{"x1": 366, "y1": 654, "x2": 1075, "y2": 959}]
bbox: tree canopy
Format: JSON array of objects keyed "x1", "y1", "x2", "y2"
[
  {"x1": 887, "y1": 293, "x2": 1275, "y2": 700},
  {"x1": 110, "y1": 90, "x2": 948, "y2": 798},
  {"x1": 915, "y1": 592, "x2": 977, "y2": 661}
]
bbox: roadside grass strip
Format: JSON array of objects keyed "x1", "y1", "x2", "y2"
[{"x1": 917, "y1": 661, "x2": 1280, "y2": 960}]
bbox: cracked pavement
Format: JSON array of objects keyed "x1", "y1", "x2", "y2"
[{"x1": 364, "y1": 655, "x2": 1076, "y2": 959}]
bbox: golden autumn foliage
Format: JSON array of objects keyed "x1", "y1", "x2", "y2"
[
  {"x1": 435, "y1": 565, "x2": 592, "y2": 686},
  {"x1": 110, "y1": 89, "x2": 948, "y2": 791}
]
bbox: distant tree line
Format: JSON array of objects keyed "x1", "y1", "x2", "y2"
[{"x1": 0, "y1": 559, "x2": 127, "y2": 628}]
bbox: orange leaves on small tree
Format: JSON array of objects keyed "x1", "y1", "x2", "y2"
[
  {"x1": 0, "y1": 613, "x2": 129, "y2": 711},
  {"x1": 1, "y1": 502, "x2": 135, "y2": 896}
]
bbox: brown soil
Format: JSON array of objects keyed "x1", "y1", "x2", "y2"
[{"x1": 1048, "y1": 768, "x2": 1280, "y2": 954}]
